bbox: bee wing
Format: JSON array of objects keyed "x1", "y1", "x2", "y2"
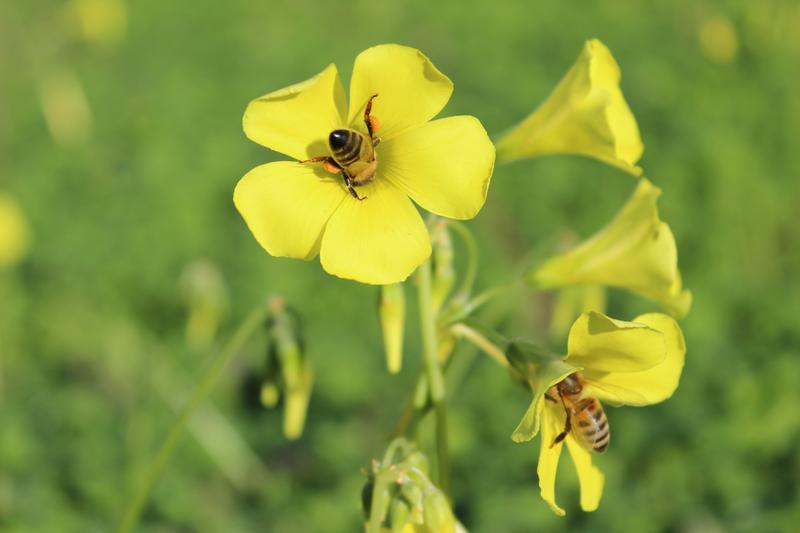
[{"x1": 583, "y1": 377, "x2": 649, "y2": 407}]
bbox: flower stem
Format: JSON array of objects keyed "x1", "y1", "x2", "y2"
[
  {"x1": 450, "y1": 323, "x2": 510, "y2": 369},
  {"x1": 448, "y1": 220, "x2": 478, "y2": 298},
  {"x1": 416, "y1": 258, "x2": 450, "y2": 495},
  {"x1": 117, "y1": 303, "x2": 267, "y2": 533}
]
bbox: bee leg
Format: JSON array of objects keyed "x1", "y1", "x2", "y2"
[
  {"x1": 550, "y1": 401, "x2": 572, "y2": 448},
  {"x1": 300, "y1": 156, "x2": 343, "y2": 176},
  {"x1": 364, "y1": 93, "x2": 379, "y2": 139},
  {"x1": 299, "y1": 156, "x2": 330, "y2": 164},
  {"x1": 343, "y1": 172, "x2": 366, "y2": 201}
]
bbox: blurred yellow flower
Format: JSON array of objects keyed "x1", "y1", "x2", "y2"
[
  {"x1": 67, "y1": 0, "x2": 128, "y2": 46},
  {"x1": 698, "y1": 16, "x2": 739, "y2": 64},
  {"x1": 37, "y1": 69, "x2": 93, "y2": 147},
  {"x1": 528, "y1": 178, "x2": 691, "y2": 317},
  {"x1": 235, "y1": 44, "x2": 495, "y2": 284},
  {"x1": 507, "y1": 312, "x2": 685, "y2": 515},
  {"x1": 495, "y1": 39, "x2": 643, "y2": 175},
  {"x1": 0, "y1": 193, "x2": 31, "y2": 267}
]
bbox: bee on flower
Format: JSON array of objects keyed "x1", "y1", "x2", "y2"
[
  {"x1": 506, "y1": 311, "x2": 686, "y2": 515},
  {"x1": 234, "y1": 44, "x2": 495, "y2": 285}
]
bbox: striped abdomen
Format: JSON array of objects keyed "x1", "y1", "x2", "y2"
[
  {"x1": 570, "y1": 397, "x2": 610, "y2": 453},
  {"x1": 328, "y1": 129, "x2": 367, "y2": 167}
]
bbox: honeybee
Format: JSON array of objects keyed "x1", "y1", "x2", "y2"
[
  {"x1": 545, "y1": 372, "x2": 610, "y2": 453},
  {"x1": 301, "y1": 94, "x2": 380, "y2": 200}
]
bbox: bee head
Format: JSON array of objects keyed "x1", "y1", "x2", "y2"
[{"x1": 328, "y1": 129, "x2": 351, "y2": 151}]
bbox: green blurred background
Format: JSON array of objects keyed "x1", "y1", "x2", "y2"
[{"x1": 2, "y1": 0, "x2": 799, "y2": 531}]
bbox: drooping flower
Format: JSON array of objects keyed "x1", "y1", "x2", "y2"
[
  {"x1": 0, "y1": 193, "x2": 31, "y2": 267},
  {"x1": 234, "y1": 45, "x2": 495, "y2": 285},
  {"x1": 506, "y1": 311, "x2": 685, "y2": 515},
  {"x1": 495, "y1": 39, "x2": 643, "y2": 176},
  {"x1": 528, "y1": 178, "x2": 692, "y2": 318}
]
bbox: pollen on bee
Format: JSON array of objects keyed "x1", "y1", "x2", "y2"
[
  {"x1": 368, "y1": 115, "x2": 380, "y2": 134},
  {"x1": 323, "y1": 160, "x2": 341, "y2": 174}
]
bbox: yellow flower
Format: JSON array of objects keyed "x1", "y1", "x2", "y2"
[
  {"x1": 66, "y1": 0, "x2": 128, "y2": 46},
  {"x1": 528, "y1": 178, "x2": 692, "y2": 318},
  {"x1": 495, "y1": 39, "x2": 643, "y2": 176},
  {"x1": 507, "y1": 311, "x2": 685, "y2": 515},
  {"x1": 234, "y1": 45, "x2": 495, "y2": 284},
  {"x1": 0, "y1": 193, "x2": 31, "y2": 267}
]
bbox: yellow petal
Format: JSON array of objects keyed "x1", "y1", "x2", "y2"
[
  {"x1": 529, "y1": 179, "x2": 692, "y2": 318},
  {"x1": 243, "y1": 64, "x2": 346, "y2": 161},
  {"x1": 586, "y1": 313, "x2": 686, "y2": 406},
  {"x1": 233, "y1": 161, "x2": 346, "y2": 260},
  {"x1": 538, "y1": 404, "x2": 566, "y2": 516},
  {"x1": 495, "y1": 39, "x2": 643, "y2": 175},
  {"x1": 0, "y1": 193, "x2": 31, "y2": 267},
  {"x1": 566, "y1": 312, "x2": 666, "y2": 373},
  {"x1": 348, "y1": 44, "x2": 453, "y2": 140},
  {"x1": 549, "y1": 285, "x2": 607, "y2": 341},
  {"x1": 320, "y1": 180, "x2": 431, "y2": 284},
  {"x1": 380, "y1": 116, "x2": 495, "y2": 220},
  {"x1": 565, "y1": 436, "x2": 604, "y2": 512}
]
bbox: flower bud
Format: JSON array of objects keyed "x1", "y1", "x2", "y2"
[
  {"x1": 0, "y1": 193, "x2": 31, "y2": 268},
  {"x1": 430, "y1": 220, "x2": 456, "y2": 314},
  {"x1": 180, "y1": 259, "x2": 228, "y2": 350},
  {"x1": 389, "y1": 499, "x2": 411, "y2": 533},
  {"x1": 379, "y1": 283, "x2": 406, "y2": 374},
  {"x1": 266, "y1": 297, "x2": 313, "y2": 440},
  {"x1": 363, "y1": 439, "x2": 459, "y2": 533}
]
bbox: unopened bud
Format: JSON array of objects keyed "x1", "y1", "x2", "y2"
[
  {"x1": 389, "y1": 499, "x2": 411, "y2": 533},
  {"x1": 379, "y1": 283, "x2": 406, "y2": 374},
  {"x1": 266, "y1": 296, "x2": 313, "y2": 440},
  {"x1": 422, "y1": 490, "x2": 456, "y2": 533},
  {"x1": 259, "y1": 382, "x2": 279, "y2": 408},
  {"x1": 430, "y1": 220, "x2": 456, "y2": 314},
  {"x1": 180, "y1": 259, "x2": 228, "y2": 350}
]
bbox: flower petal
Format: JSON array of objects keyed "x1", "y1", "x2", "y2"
[
  {"x1": 585, "y1": 313, "x2": 686, "y2": 406},
  {"x1": 233, "y1": 161, "x2": 346, "y2": 260},
  {"x1": 243, "y1": 64, "x2": 346, "y2": 161},
  {"x1": 565, "y1": 436, "x2": 604, "y2": 512},
  {"x1": 538, "y1": 404, "x2": 566, "y2": 516},
  {"x1": 495, "y1": 39, "x2": 643, "y2": 175},
  {"x1": 320, "y1": 180, "x2": 431, "y2": 284},
  {"x1": 565, "y1": 312, "x2": 666, "y2": 373},
  {"x1": 348, "y1": 44, "x2": 453, "y2": 140},
  {"x1": 379, "y1": 116, "x2": 495, "y2": 220}
]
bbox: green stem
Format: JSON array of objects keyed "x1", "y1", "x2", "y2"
[
  {"x1": 416, "y1": 259, "x2": 449, "y2": 495},
  {"x1": 117, "y1": 304, "x2": 268, "y2": 533},
  {"x1": 450, "y1": 323, "x2": 510, "y2": 369},
  {"x1": 447, "y1": 221, "x2": 478, "y2": 298}
]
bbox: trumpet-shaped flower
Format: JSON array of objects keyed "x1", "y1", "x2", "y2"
[
  {"x1": 235, "y1": 45, "x2": 495, "y2": 285},
  {"x1": 495, "y1": 39, "x2": 643, "y2": 175},
  {"x1": 506, "y1": 311, "x2": 685, "y2": 515},
  {"x1": 0, "y1": 193, "x2": 30, "y2": 267},
  {"x1": 528, "y1": 178, "x2": 692, "y2": 318}
]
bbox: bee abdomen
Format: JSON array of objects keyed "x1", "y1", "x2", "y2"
[
  {"x1": 328, "y1": 129, "x2": 362, "y2": 166},
  {"x1": 575, "y1": 398, "x2": 610, "y2": 453}
]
